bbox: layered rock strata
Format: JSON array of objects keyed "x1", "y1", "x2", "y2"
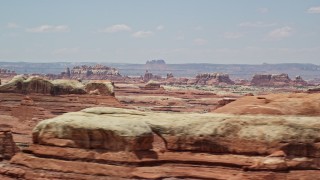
[
  {"x1": 2, "y1": 107, "x2": 320, "y2": 179},
  {"x1": 251, "y1": 73, "x2": 308, "y2": 87},
  {"x1": 0, "y1": 125, "x2": 19, "y2": 160},
  {"x1": 195, "y1": 73, "x2": 235, "y2": 85},
  {"x1": 140, "y1": 80, "x2": 163, "y2": 90},
  {"x1": 67, "y1": 64, "x2": 121, "y2": 79},
  {"x1": 0, "y1": 76, "x2": 115, "y2": 96}
]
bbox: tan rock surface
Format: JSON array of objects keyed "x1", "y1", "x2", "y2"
[
  {"x1": 85, "y1": 81, "x2": 115, "y2": 96},
  {"x1": 0, "y1": 76, "x2": 115, "y2": 96},
  {"x1": 0, "y1": 76, "x2": 53, "y2": 94},
  {"x1": 33, "y1": 107, "x2": 153, "y2": 151},
  {"x1": 30, "y1": 106, "x2": 318, "y2": 157}
]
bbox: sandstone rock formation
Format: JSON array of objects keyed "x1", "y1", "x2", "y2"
[
  {"x1": 214, "y1": 93, "x2": 320, "y2": 115},
  {"x1": 144, "y1": 60, "x2": 167, "y2": 71},
  {"x1": 84, "y1": 81, "x2": 115, "y2": 96},
  {"x1": 0, "y1": 76, "x2": 115, "y2": 96},
  {"x1": 140, "y1": 80, "x2": 163, "y2": 90},
  {"x1": 50, "y1": 79, "x2": 86, "y2": 95},
  {"x1": 195, "y1": 73, "x2": 235, "y2": 85},
  {"x1": 293, "y1": 75, "x2": 308, "y2": 86},
  {"x1": 59, "y1": 64, "x2": 122, "y2": 80},
  {"x1": 251, "y1": 73, "x2": 308, "y2": 87},
  {"x1": 33, "y1": 107, "x2": 153, "y2": 151},
  {"x1": 146, "y1": 59, "x2": 166, "y2": 65},
  {"x1": 0, "y1": 76, "x2": 53, "y2": 94},
  {"x1": 166, "y1": 72, "x2": 174, "y2": 79},
  {"x1": 71, "y1": 64, "x2": 120, "y2": 76},
  {"x1": 165, "y1": 77, "x2": 189, "y2": 85},
  {"x1": 308, "y1": 87, "x2": 320, "y2": 93},
  {"x1": 2, "y1": 107, "x2": 320, "y2": 179},
  {"x1": 0, "y1": 125, "x2": 19, "y2": 160},
  {"x1": 20, "y1": 96, "x2": 34, "y2": 106},
  {"x1": 217, "y1": 97, "x2": 237, "y2": 107},
  {"x1": 142, "y1": 70, "x2": 162, "y2": 82}
]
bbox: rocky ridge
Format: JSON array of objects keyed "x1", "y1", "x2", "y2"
[
  {"x1": 194, "y1": 73, "x2": 235, "y2": 85},
  {"x1": 251, "y1": 73, "x2": 308, "y2": 87},
  {"x1": 1, "y1": 107, "x2": 320, "y2": 179},
  {"x1": 0, "y1": 75, "x2": 115, "y2": 96}
]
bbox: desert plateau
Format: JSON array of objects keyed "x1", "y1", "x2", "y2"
[
  {"x1": 1, "y1": 1, "x2": 320, "y2": 179},
  {"x1": 1, "y1": 61, "x2": 320, "y2": 180}
]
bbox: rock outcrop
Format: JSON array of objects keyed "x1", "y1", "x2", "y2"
[
  {"x1": 0, "y1": 76, "x2": 53, "y2": 94},
  {"x1": 0, "y1": 125, "x2": 19, "y2": 160},
  {"x1": 50, "y1": 79, "x2": 86, "y2": 95},
  {"x1": 251, "y1": 73, "x2": 308, "y2": 87},
  {"x1": 214, "y1": 93, "x2": 320, "y2": 116},
  {"x1": 2, "y1": 107, "x2": 320, "y2": 179},
  {"x1": 140, "y1": 80, "x2": 163, "y2": 90},
  {"x1": 165, "y1": 77, "x2": 189, "y2": 85},
  {"x1": 146, "y1": 59, "x2": 166, "y2": 65},
  {"x1": 195, "y1": 73, "x2": 235, "y2": 85},
  {"x1": 293, "y1": 75, "x2": 308, "y2": 86},
  {"x1": 308, "y1": 87, "x2": 320, "y2": 93},
  {"x1": 166, "y1": 72, "x2": 174, "y2": 79},
  {"x1": 142, "y1": 70, "x2": 162, "y2": 82},
  {"x1": 143, "y1": 70, "x2": 153, "y2": 82},
  {"x1": 0, "y1": 76, "x2": 115, "y2": 96},
  {"x1": 71, "y1": 64, "x2": 120, "y2": 76},
  {"x1": 84, "y1": 81, "x2": 115, "y2": 96},
  {"x1": 33, "y1": 108, "x2": 153, "y2": 151}
]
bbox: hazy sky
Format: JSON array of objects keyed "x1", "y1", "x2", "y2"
[{"x1": 1, "y1": 0, "x2": 320, "y2": 64}]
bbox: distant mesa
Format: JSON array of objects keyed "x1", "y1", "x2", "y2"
[
  {"x1": 251, "y1": 73, "x2": 308, "y2": 87},
  {"x1": 146, "y1": 59, "x2": 166, "y2": 65},
  {"x1": 61, "y1": 64, "x2": 121, "y2": 80},
  {"x1": 163, "y1": 72, "x2": 235, "y2": 86},
  {"x1": 1, "y1": 62, "x2": 320, "y2": 80},
  {"x1": 144, "y1": 60, "x2": 168, "y2": 72},
  {"x1": 195, "y1": 73, "x2": 235, "y2": 85},
  {"x1": 71, "y1": 64, "x2": 120, "y2": 76}
]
